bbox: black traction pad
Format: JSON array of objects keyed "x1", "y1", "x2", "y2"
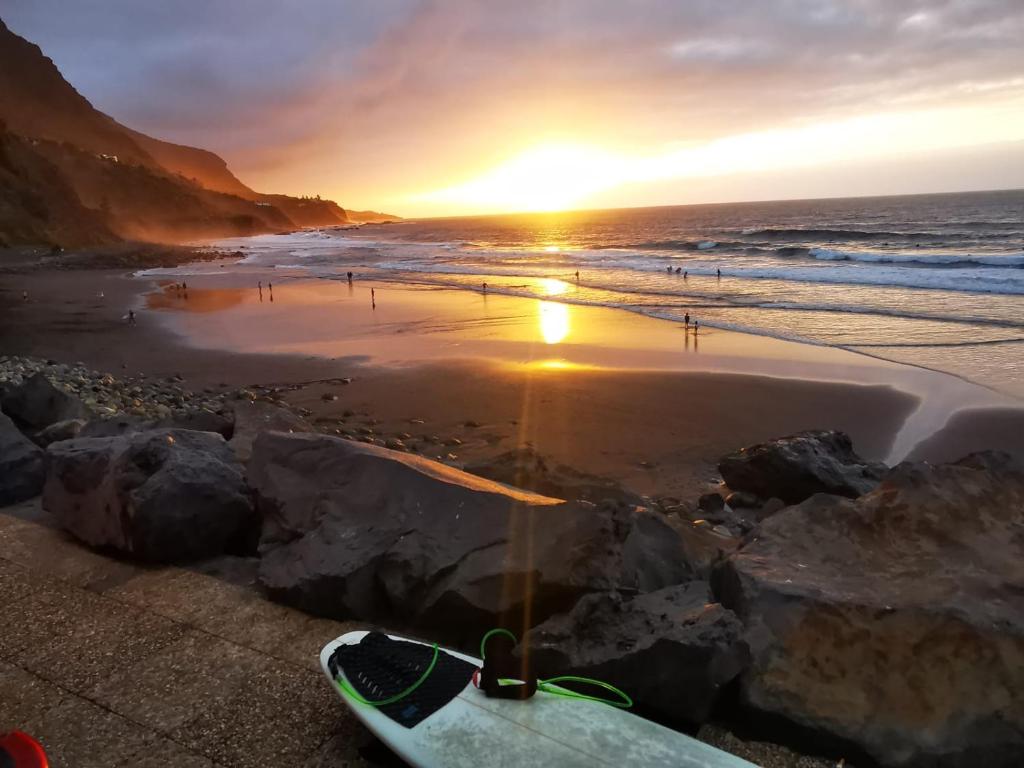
[{"x1": 329, "y1": 632, "x2": 478, "y2": 728}]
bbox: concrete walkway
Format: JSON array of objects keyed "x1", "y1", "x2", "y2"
[{"x1": 0, "y1": 498, "x2": 381, "y2": 768}]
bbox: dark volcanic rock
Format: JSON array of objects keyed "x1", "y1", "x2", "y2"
[
  {"x1": 33, "y1": 417, "x2": 85, "y2": 447},
  {"x1": 718, "y1": 430, "x2": 885, "y2": 504},
  {"x1": 229, "y1": 401, "x2": 311, "y2": 463},
  {"x1": 1, "y1": 372, "x2": 88, "y2": 431},
  {"x1": 522, "y1": 582, "x2": 749, "y2": 725},
  {"x1": 43, "y1": 428, "x2": 254, "y2": 562},
  {"x1": 0, "y1": 409, "x2": 45, "y2": 505},
  {"x1": 155, "y1": 408, "x2": 233, "y2": 439},
  {"x1": 250, "y1": 432, "x2": 691, "y2": 640},
  {"x1": 698, "y1": 492, "x2": 726, "y2": 513},
  {"x1": 464, "y1": 447, "x2": 642, "y2": 505},
  {"x1": 713, "y1": 452, "x2": 1024, "y2": 767}
]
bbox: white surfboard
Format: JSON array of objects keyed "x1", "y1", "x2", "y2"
[{"x1": 320, "y1": 630, "x2": 759, "y2": 768}]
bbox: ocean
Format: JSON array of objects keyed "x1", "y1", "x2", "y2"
[{"x1": 209, "y1": 188, "x2": 1024, "y2": 398}]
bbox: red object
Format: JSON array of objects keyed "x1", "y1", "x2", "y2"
[{"x1": 0, "y1": 731, "x2": 49, "y2": 768}]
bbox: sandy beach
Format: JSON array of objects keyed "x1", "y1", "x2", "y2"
[{"x1": 2, "y1": 263, "x2": 1019, "y2": 500}]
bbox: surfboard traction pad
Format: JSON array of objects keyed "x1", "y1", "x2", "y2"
[{"x1": 328, "y1": 632, "x2": 477, "y2": 728}]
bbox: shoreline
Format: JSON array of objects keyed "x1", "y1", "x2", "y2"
[{"x1": 2, "y1": 259, "x2": 1021, "y2": 499}]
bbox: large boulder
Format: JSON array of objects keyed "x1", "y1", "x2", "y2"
[
  {"x1": 718, "y1": 430, "x2": 886, "y2": 504},
  {"x1": 0, "y1": 409, "x2": 45, "y2": 505},
  {"x1": 464, "y1": 447, "x2": 642, "y2": 505},
  {"x1": 250, "y1": 432, "x2": 692, "y2": 640},
  {"x1": 713, "y1": 452, "x2": 1024, "y2": 767},
  {"x1": 43, "y1": 428, "x2": 255, "y2": 562},
  {"x1": 1, "y1": 372, "x2": 88, "y2": 432},
  {"x1": 521, "y1": 582, "x2": 749, "y2": 726}
]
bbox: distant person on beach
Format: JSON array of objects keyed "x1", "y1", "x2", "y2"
[
  {"x1": 482, "y1": 282, "x2": 487, "y2": 293},
  {"x1": 684, "y1": 271, "x2": 688, "y2": 279},
  {"x1": 128, "y1": 309, "x2": 136, "y2": 325},
  {"x1": 347, "y1": 272, "x2": 353, "y2": 282},
  {"x1": 716, "y1": 269, "x2": 721, "y2": 278},
  {"x1": 666, "y1": 266, "x2": 672, "y2": 273},
  {"x1": 684, "y1": 312, "x2": 690, "y2": 327},
  {"x1": 371, "y1": 287, "x2": 376, "y2": 309},
  {"x1": 575, "y1": 270, "x2": 580, "y2": 281},
  {"x1": 182, "y1": 281, "x2": 188, "y2": 291},
  {"x1": 693, "y1": 320, "x2": 699, "y2": 334}
]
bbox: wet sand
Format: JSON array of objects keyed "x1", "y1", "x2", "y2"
[{"x1": 1, "y1": 267, "x2": 1019, "y2": 499}]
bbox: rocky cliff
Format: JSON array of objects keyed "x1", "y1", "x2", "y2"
[{"x1": 0, "y1": 18, "x2": 357, "y2": 247}]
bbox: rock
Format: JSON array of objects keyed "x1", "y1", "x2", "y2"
[
  {"x1": 384, "y1": 437, "x2": 406, "y2": 451},
  {"x1": 724, "y1": 491, "x2": 760, "y2": 509},
  {"x1": 33, "y1": 418, "x2": 86, "y2": 447},
  {"x1": 713, "y1": 452, "x2": 1024, "y2": 767},
  {"x1": 0, "y1": 409, "x2": 45, "y2": 505},
  {"x1": 228, "y1": 401, "x2": 311, "y2": 463},
  {"x1": 321, "y1": 393, "x2": 337, "y2": 402},
  {"x1": 43, "y1": 429, "x2": 255, "y2": 562},
  {"x1": 755, "y1": 496, "x2": 787, "y2": 520},
  {"x1": 249, "y1": 432, "x2": 692, "y2": 640},
  {"x1": 698, "y1": 492, "x2": 726, "y2": 512},
  {"x1": 465, "y1": 447, "x2": 642, "y2": 505},
  {"x1": 79, "y1": 415, "x2": 149, "y2": 438},
  {"x1": 155, "y1": 408, "x2": 234, "y2": 439},
  {"x1": 718, "y1": 430, "x2": 886, "y2": 504},
  {"x1": 522, "y1": 582, "x2": 749, "y2": 725},
  {"x1": 1, "y1": 372, "x2": 88, "y2": 431}
]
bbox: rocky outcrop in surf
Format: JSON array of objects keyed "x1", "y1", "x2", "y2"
[{"x1": 713, "y1": 451, "x2": 1024, "y2": 767}]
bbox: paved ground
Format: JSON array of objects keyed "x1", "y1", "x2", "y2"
[
  {"x1": 0, "y1": 498, "x2": 388, "y2": 768},
  {"x1": 1, "y1": 498, "x2": 839, "y2": 768}
]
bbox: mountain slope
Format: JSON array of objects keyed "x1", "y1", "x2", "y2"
[
  {"x1": 0, "y1": 17, "x2": 355, "y2": 247},
  {"x1": 0, "y1": 127, "x2": 116, "y2": 247}
]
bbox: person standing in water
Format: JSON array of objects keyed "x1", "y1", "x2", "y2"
[
  {"x1": 684, "y1": 271, "x2": 688, "y2": 279},
  {"x1": 127, "y1": 309, "x2": 136, "y2": 325},
  {"x1": 684, "y1": 312, "x2": 690, "y2": 328},
  {"x1": 693, "y1": 319, "x2": 699, "y2": 334},
  {"x1": 716, "y1": 269, "x2": 721, "y2": 278},
  {"x1": 575, "y1": 270, "x2": 580, "y2": 281},
  {"x1": 347, "y1": 272, "x2": 353, "y2": 283},
  {"x1": 482, "y1": 282, "x2": 487, "y2": 293}
]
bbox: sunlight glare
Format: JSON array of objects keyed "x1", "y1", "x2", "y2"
[{"x1": 539, "y1": 300, "x2": 570, "y2": 344}]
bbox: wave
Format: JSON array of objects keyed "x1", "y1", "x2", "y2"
[{"x1": 808, "y1": 248, "x2": 1024, "y2": 267}]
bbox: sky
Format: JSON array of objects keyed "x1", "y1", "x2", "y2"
[{"x1": 5, "y1": 0, "x2": 1024, "y2": 217}]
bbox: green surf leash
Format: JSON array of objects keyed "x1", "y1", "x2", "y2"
[
  {"x1": 479, "y1": 628, "x2": 632, "y2": 709},
  {"x1": 334, "y1": 629, "x2": 631, "y2": 710}
]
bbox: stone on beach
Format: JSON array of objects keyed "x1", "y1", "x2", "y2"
[
  {"x1": 32, "y1": 417, "x2": 86, "y2": 447},
  {"x1": 718, "y1": 430, "x2": 886, "y2": 504},
  {"x1": 43, "y1": 428, "x2": 255, "y2": 562},
  {"x1": 249, "y1": 432, "x2": 692, "y2": 639},
  {"x1": 713, "y1": 451, "x2": 1024, "y2": 767},
  {"x1": 0, "y1": 371, "x2": 89, "y2": 431},
  {"x1": 522, "y1": 581, "x2": 749, "y2": 725},
  {"x1": 0, "y1": 408, "x2": 46, "y2": 505},
  {"x1": 228, "y1": 400, "x2": 311, "y2": 463}
]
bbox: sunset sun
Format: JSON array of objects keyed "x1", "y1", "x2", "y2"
[{"x1": 416, "y1": 143, "x2": 628, "y2": 213}]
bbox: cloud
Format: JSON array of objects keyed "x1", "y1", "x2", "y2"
[{"x1": 4, "y1": 0, "x2": 1023, "y2": 211}]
